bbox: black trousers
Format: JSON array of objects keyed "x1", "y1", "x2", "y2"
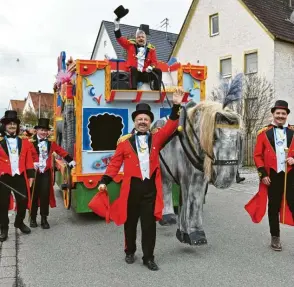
[
  {"x1": 268, "y1": 169, "x2": 294, "y2": 237},
  {"x1": 31, "y1": 170, "x2": 51, "y2": 218},
  {"x1": 124, "y1": 173, "x2": 157, "y2": 263},
  {"x1": 129, "y1": 67, "x2": 162, "y2": 90},
  {"x1": 0, "y1": 173, "x2": 28, "y2": 227}
]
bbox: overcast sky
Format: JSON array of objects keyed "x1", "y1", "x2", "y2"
[{"x1": 0, "y1": 0, "x2": 192, "y2": 116}]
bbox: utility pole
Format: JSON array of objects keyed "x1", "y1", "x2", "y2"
[
  {"x1": 160, "y1": 18, "x2": 169, "y2": 38},
  {"x1": 38, "y1": 90, "x2": 41, "y2": 119}
]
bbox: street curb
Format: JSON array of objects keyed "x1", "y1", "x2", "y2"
[{"x1": 0, "y1": 214, "x2": 17, "y2": 287}]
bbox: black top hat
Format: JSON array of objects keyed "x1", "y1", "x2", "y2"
[
  {"x1": 114, "y1": 5, "x2": 129, "y2": 20},
  {"x1": 271, "y1": 100, "x2": 290, "y2": 114},
  {"x1": 34, "y1": 118, "x2": 50, "y2": 130},
  {"x1": 139, "y1": 24, "x2": 150, "y2": 35},
  {"x1": 132, "y1": 103, "x2": 154, "y2": 122},
  {"x1": 0, "y1": 110, "x2": 20, "y2": 125}
]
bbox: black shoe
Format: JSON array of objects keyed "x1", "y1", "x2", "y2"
[
  {"x1": 41, "y1": 217, "x2": 50, "y2": 229},
  {"x1": 143, "y1": 260, "x2": 159, "y2": 271},
  {"x1": 30, "y1": 218, "x2": 38, "y2": 228},
  {"x1": 125, "y1": 254, "x2": 135, "y2": 264},
  {"x1": 14, "y1": 222, "x2": 31, "y2": 234},
  {"x1": 236, "y1": 177, "x2": 245, "y2": 183},
  {"x1": 0, "y1": 226, "x2": 8, "y2": 242}
]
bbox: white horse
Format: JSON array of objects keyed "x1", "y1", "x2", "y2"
[{"x1": 152, "y1": 99, "x2": 243, "y2": 246}]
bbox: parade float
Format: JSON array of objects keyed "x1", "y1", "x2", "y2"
[{"x1": 52, "y1": 51, "x2": 207, "y2": 213}]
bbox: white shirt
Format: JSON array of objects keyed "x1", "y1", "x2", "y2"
[
  {"x1": 136, "y1": 47, "x2": 146, "y2": 72},
  {"x1": 6, "y1": 136, "x2": 20, "y2": 176},
  {"x1": 135, "y1": 132, "x2": 150, "y2": 180},
  {"x1": 272, "y1": 122, "x2": 288, "y2": 173},
  {"x1": 37, "y1": 135, "x2": 48, "y2": 173}
]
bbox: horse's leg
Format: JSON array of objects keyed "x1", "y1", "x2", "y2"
[
  {"x1": 177, "y1": 173, "x2": 208, "y2": 246},
  {"x1": 176, "y1": 175, "x2": 189, "y2": 244},
  {"x1": 159, "y1": 176, "x2": 177, "y2": 226}
]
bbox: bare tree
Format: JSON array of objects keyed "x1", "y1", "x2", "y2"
[
  {"x1": 211, "y1": 73, "x2": 274, "y2": 135},
  {"x1": 241, "y1": 74, "x2": 274, "y2": 134},
  {"x1": 22, "y1": 106, "x2": 38, "y2": 127},
  {"x1": 22, "y1": 106, "x2": 54, "y2": 128}
]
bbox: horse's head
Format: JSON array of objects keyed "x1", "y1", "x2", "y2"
[{"x1": 186, "y1": 101, "x2": 242, "y2": 189}]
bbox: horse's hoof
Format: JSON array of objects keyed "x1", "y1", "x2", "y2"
[
  {"x1": 188, "y1": 230, "x2": 208, "y2": 246},
  {"x1": 159, "y1": 214, "x2": 177, "y2": 226},
  {"x1": 176, "y1": 229, "x2": 185, "y2": 243}
]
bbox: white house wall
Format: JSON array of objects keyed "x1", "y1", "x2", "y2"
[
  {"x1": 174, "y1": 0, "x2": 275, "y2": 97},
  {"x1": 22, "y1": 95, "x2": 35, "y2": 114},
  {"x1": 274, "y1": 40, "x2": 294, "y2": 123},
  {"x1": 92, "y1": 25, "x2": 117, "y2": 60}
]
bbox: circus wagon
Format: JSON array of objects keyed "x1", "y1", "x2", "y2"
[{"x1": 52, "y1": 51, "x2": 207, "y2": 213}]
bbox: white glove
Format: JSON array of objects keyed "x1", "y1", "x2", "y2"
[
  {"x1": 146, "y1": 66, "x2": 153, "y2": 73},
  {"x1": 98, "y1": 184, "x2": 107, "y2": 191},
  {"x1": 114, "y1": 19, "x2": 120, "y2": 31},
  {"x1": 33, "y1": 162, "x2": 39, "y2": 170},
  {"x1": 68, "y1": 160, "x2": 76, "y2": 168}
]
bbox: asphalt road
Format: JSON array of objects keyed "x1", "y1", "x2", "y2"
[{"x1": 15, "y1": 175, "x2": 294, "y2": 287}]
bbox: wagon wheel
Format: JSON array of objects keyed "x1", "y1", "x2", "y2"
[{"x1": 61, "y1": 164, "x2": 72, "y2": 210}]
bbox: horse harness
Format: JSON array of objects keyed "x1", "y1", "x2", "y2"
[{"x1": 159, "y1": 106, "x2": 240, "y2": 183}]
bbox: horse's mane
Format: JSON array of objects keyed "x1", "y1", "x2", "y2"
[{"x1": 186, "y1": 100, "x2": 242, "y2": 179}]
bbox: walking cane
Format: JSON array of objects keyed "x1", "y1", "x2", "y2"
[
  {"x1": 28, "y1": 169, "x2": 38, "y2": 222},
  {"x1": 0, "y1": 180, "x2": 27, "y2": 199},
  {"x1": 282, "y1": 148, "x2": 289, "y2": 224}
]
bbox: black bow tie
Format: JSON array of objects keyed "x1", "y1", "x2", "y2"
[
  {"x1": 39, "y1": 139, "x2": 48, "y2": 142},
  {"x1": 274, "y1": 126, "x2": 284, "y2": 129},
  {"x1": 136, "y1": 132, "x2": 148, "y2": 136},
  {"x1": 6, "y1": 135, "x2": 17, "y2": 139}
]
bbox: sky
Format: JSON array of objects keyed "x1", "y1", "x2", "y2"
[{"x1": 0, "y1": 0, "x2": 192, "y2": 116}]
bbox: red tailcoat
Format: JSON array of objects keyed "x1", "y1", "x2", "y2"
[
  {"x1": 245, "y1": 125, "x2": 294, "y2": 225},
  {"x1": 102, "y1": 119, "x2": 179, "y2": 226},
  {"x1": 115, "y1": 30, "x2": 158, "y2": 71},
  {"x1": 30, "y1": 136, "x2": 73, "y2": 208},
  {"x1": 0, "y1": 137, "x2": 34, "y2": 210}
]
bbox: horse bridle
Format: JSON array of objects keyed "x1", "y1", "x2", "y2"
[
  {"x1": 180, "y1": 105, "x2": 240, "y2": 167},
  {"x1": 152, "y1": 71, "x2": 240, "y2": 175}
]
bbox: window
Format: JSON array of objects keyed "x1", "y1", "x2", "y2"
[
  {"x1": 210, "y1": 14, "x2": 219, "y2": 36},
  {"x1": 245, "y1": 52, "x2": 258, "y2": 74},
  {"x1": 220, "y1": 57, "x2": 232, "y2": 78}
]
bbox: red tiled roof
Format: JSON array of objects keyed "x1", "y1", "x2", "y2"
[
  {"x1": 28, "y1": 92, "x2": 54, "y2": 111},
  {"x1": 10, "y1": 100, "x2": 26, "y2": 112}
]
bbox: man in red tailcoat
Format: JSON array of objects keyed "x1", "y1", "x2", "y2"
[
  {"x1": 97, "y1": 87, "x2": 184, "y2": 271},
  {"x1": 29, "y1": 118, "x2": 76, "y2": 229},
  {"x1": 0, "y1": 110, "x2": 35, "y2": 242},
  {"x1": 245, "y1": 100, "x2": 294, "y2": 251},
  {"x1": 113, "y1": 9, "x2": 162, "y2": 91}
]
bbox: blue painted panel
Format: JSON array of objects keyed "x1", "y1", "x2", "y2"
[
  {"x1": 82, "y1": 108, "x2": 128, "y2": 150},
  {"x1": 183, "y1": 73, "x2": 201, "y2": 103},
  {"x1": 82, "y1": 70, "x2": 106, "y2": 108},
  {"x1": 160, "y1": 108, "x2": 171, "y2": 119},
  {"x1": 82, "y1": 151, "x2": 124, "y2": 174}
]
